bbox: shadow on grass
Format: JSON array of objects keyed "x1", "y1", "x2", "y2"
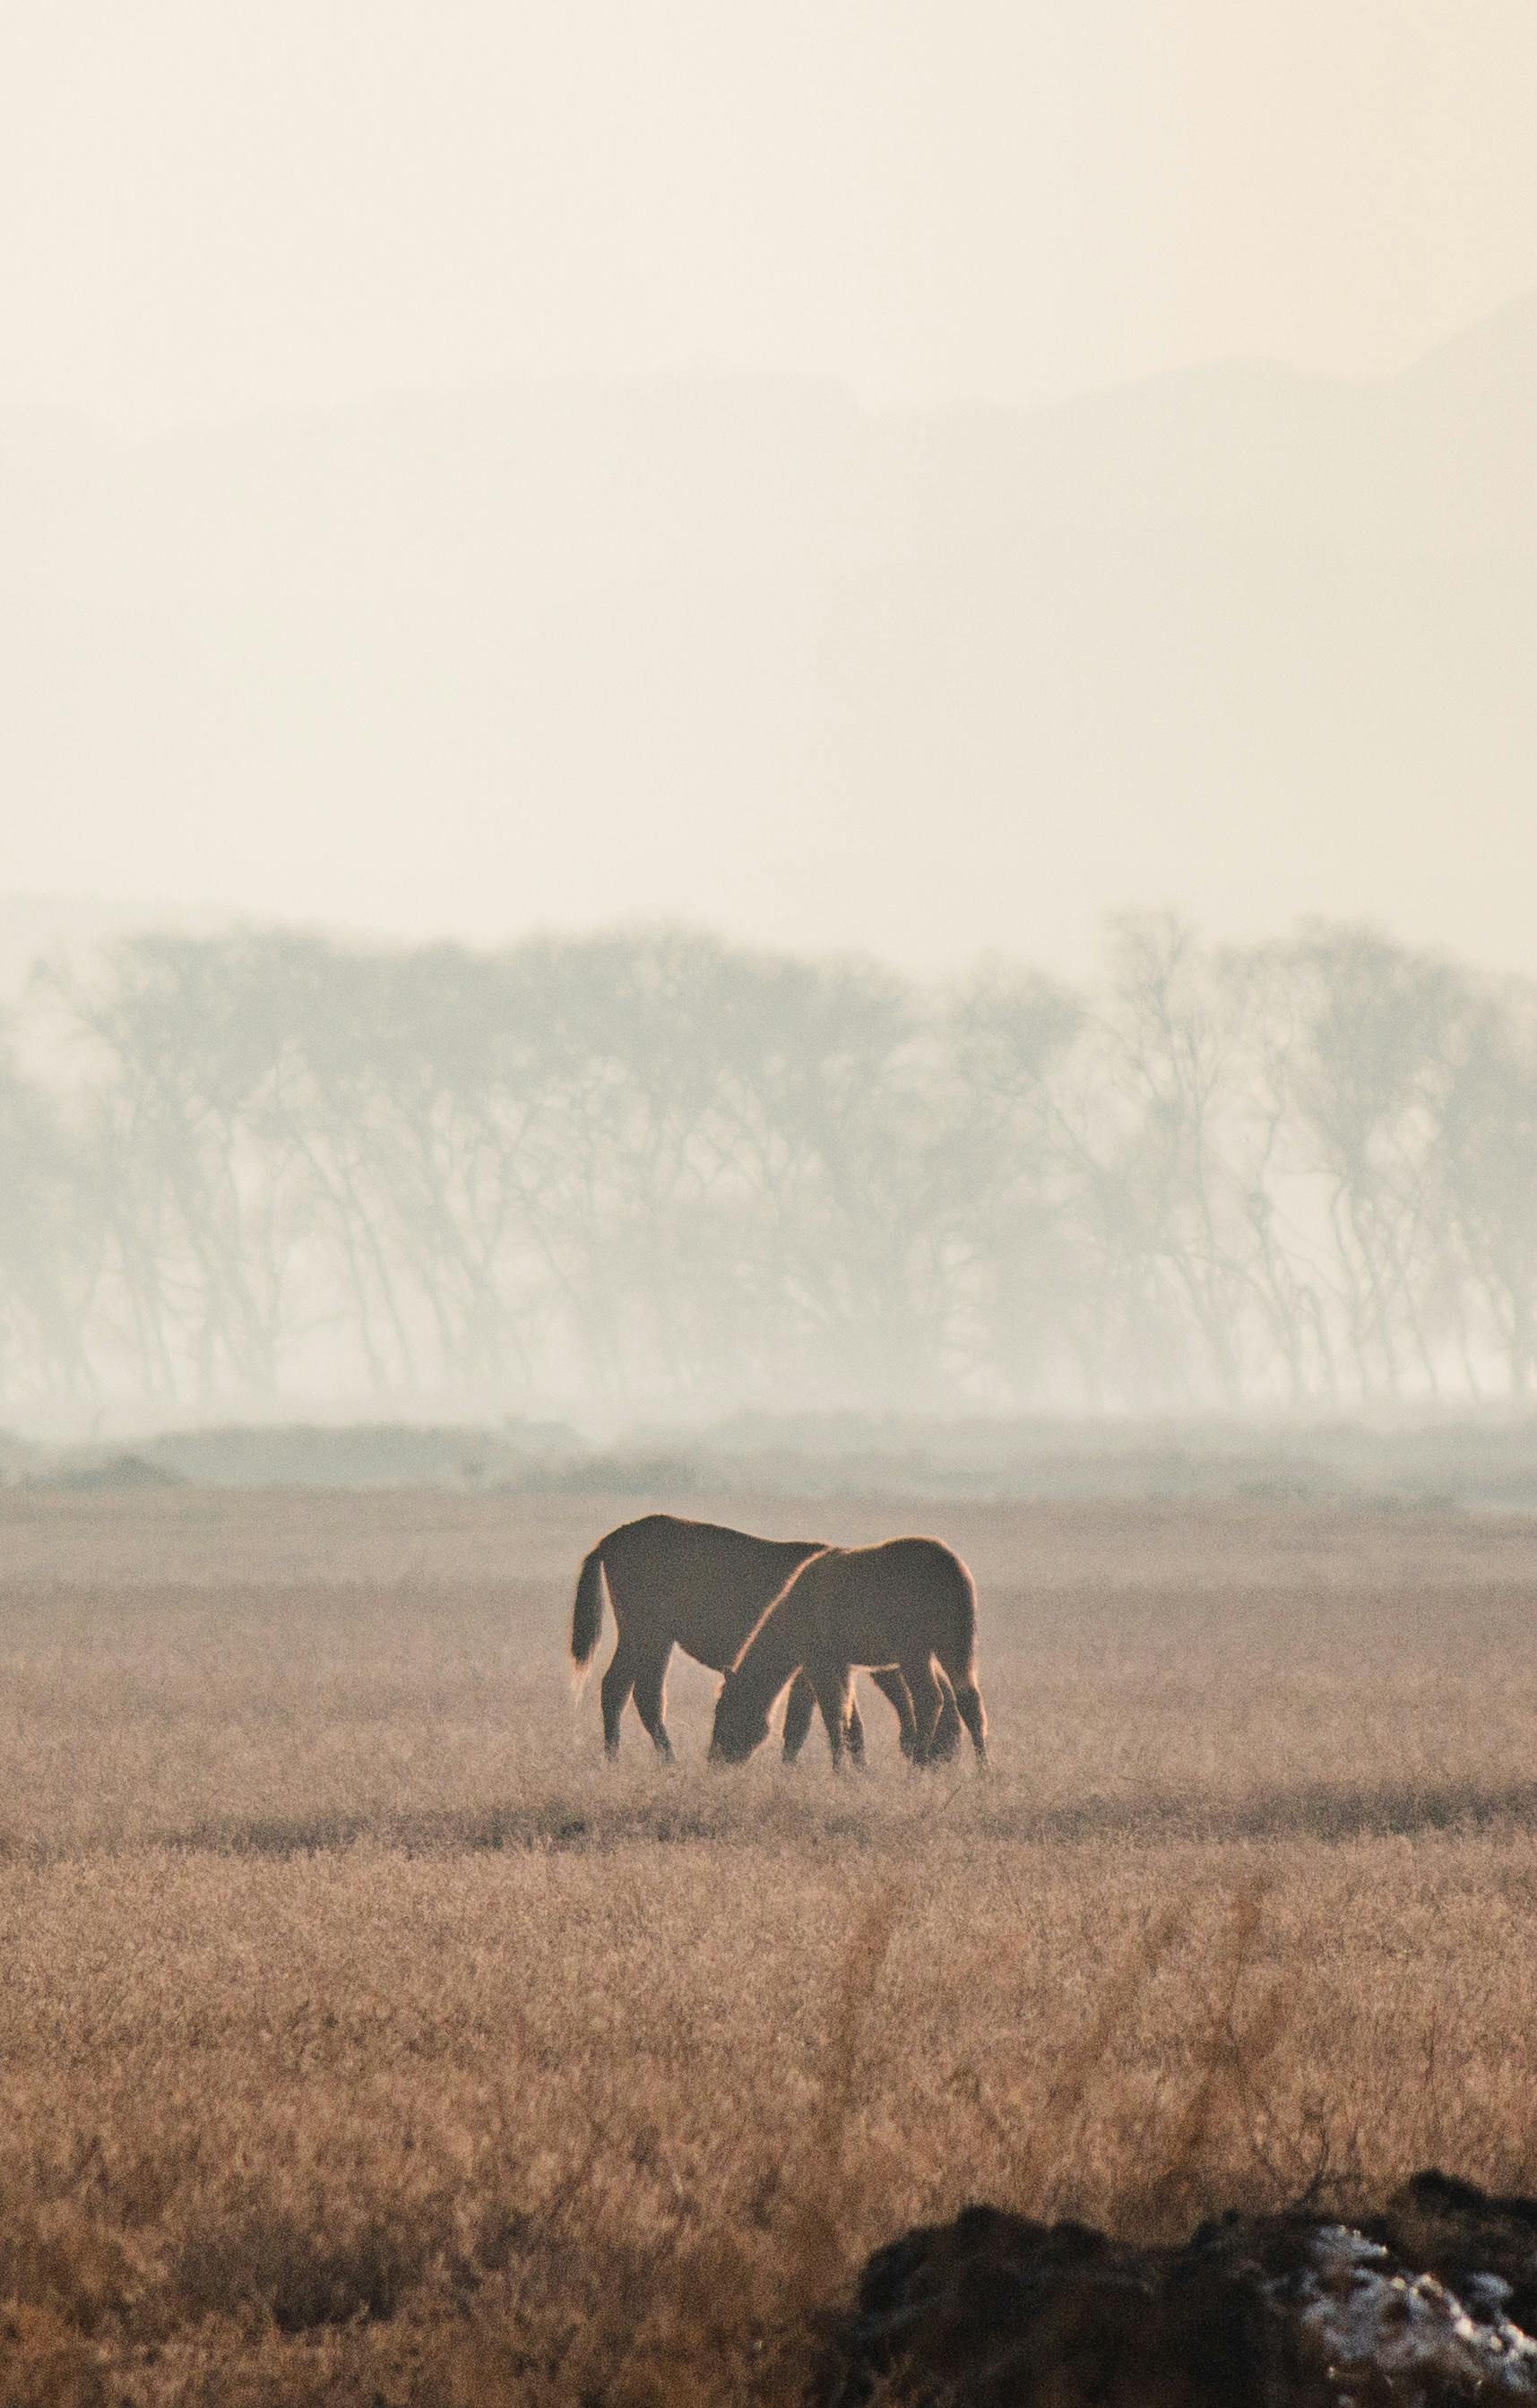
[
  {"x1": 1016, "y1": 1774, "x2": 1537, "y2": 1848},
  {"x1": 142, "y1": 1792, "x2": 885, "y2": 1861},
  {"x1": 5, "y1": 1772, "x2": 1537, "y2": 1867},
  {"x1": 92, "y1": 1773, "x2": 1537, "y2": 1861}
]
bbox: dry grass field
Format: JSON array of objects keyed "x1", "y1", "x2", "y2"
[{"x1": 4, "y1": 1481, "x2": 1537, "y2": 2404}]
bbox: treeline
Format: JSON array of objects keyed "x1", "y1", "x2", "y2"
[{"x1": 3, "y1": 916, "x2": 1534, "y2": 1415}]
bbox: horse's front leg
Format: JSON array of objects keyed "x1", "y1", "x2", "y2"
[
  {"x1": 807, "y1": 1655, "x2": 855, "y2": 1771},
  {"x1": 781, "y1": 1670, "x2": 817, "y2": 1764},
  {"x1": 871, "y1": 1664, "x2": 918, "y2": 1760},
  {"x1": 902, "y1": 1657, "x2": 946, "y2": 1767}
]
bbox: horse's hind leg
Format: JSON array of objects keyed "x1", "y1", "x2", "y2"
[
  {"x1": 781, "y1": 1670, "x2": 817, "y2": 1764},
  {"x1": 951, "y1": 1678, "x2": 988, "y2": 1765},
  {"x1": 631, "y1": 1643, "x2": 676, "y2": 1764},
  {"x1": 871, "y1": 1665, "x2": 918, "y2": 1760},
  {"x1": 845, "y1": 1688, "x2": 867, "y2": 1766},
  {"x1": 600, "y1": 1635, "x2": 636, "y2": 1759},
  {"x1": 929, "y1": 1676, "x2": 963, "y2": 1763},
  {"x1": 902, "y1": 1658, "x2": 946, "y2": 1767}
]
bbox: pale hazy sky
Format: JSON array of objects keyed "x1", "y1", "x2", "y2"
[
  {"x1": 5, "y1": 4, "x2": 1537, "y2": 975},
  {"x1": 5, "y1": 0, "x2": 1537, "y2": 425}
]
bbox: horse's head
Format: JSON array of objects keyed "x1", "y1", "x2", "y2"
[{"x1": 709, "y1": 1670, "x2": 769, "y2": 1764}]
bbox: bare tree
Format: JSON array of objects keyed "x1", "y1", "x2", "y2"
[
  {"x1": 937, "y1": 963, "x2": 1088, "y2": 1402},
  {"x1": 0, "y1": 1044, "x2": 105, "y2": 1406},
  {"x1": 1436, "y1": 982, "x2": 1537, "y2": 1399},
  {"x1": 1282, "y1": 926, "x2": 1472, "y2": 1401},
  {"x1": 46, "y1": 937, "x2": 317, "y2": 1403},
  {"x1": 10, "y1": 911, "x2": 1536, "y2": 1418}
]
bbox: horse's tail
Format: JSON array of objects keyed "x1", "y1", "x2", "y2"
[
  {"x1": 933, "y1": 1550, "x2": 978, "y2": 1687},
  {"x1": 933, "y1": 1549, "x2": 987, "y2": 1762},
  {"x1": 571, "y1": 1544, "x2": 609, "y2": 1676}
]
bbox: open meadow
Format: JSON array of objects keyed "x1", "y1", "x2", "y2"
[{"x1": 4, "y1": 1482, "x2": 1537, "y2": 2403}]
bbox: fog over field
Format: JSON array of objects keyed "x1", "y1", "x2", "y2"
[{"x1": 9, "y1": 911, "x2": 1537, "y2": 1430}]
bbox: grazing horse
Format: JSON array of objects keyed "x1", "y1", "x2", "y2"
[
  {"x1": 710, "y1": 1535, "x2": 988, "y2": 1771},
  {"x1": 570, "y1": 1514, "x2": 954, "y2": 1762}
]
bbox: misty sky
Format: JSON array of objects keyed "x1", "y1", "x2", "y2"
[
  {"x1": 8, "y1": 2, "x2": 1537, "y2": 419},
  {"x1": 5, "y1": 3, "x2": 1537, "y2": 970}
]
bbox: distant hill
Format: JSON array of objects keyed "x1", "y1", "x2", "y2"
[{"x1": 4, "y1": 299, "x2": 1537, "y2": 969}]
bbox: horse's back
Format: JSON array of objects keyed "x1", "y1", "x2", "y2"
[
  {"x1": 599, "y1": 1513, "x2": 821, "y2": 1671},
  {"x1": 813, "y1": 1534, "x2": 973, "y2": 1598},
  {"x1": 794, "y1": 1534, "x2": 974, "y2": 1664}
]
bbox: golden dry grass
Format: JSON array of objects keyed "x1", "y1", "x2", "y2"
[{"x1": 4, "y1": 1483, "x2": 1537, "y2": 2404}]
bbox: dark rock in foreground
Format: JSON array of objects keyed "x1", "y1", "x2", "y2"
[{"x1": 820, "y1": 2171, "x2": 1537, "y2": 2405}]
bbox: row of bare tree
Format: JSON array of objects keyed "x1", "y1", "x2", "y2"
[{"x1": 3, "y1": 917, "x2": 1533, "y2": 1416}]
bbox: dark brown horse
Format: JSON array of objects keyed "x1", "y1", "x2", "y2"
[
  {"x1": 710, "y1": 1535, "x2": 988, "y2": 1771},
  {"x1": 570, "y1": 1514, "x2": 957, "y2": 1761}
]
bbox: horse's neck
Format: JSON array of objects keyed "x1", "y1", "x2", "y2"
[
  {"x1": 738, "y1": 1595, "x2": 809, "y2": 1703},
  {"x1": 776, "y1": 1540, "x2": 819, "y2": 1573}
]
